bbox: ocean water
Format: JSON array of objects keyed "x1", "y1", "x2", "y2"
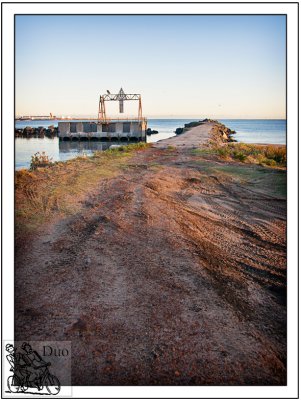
[
  {"x1": 219, "y1": 119, "x2": 286, "y2": 145},
  {"x1": 15, "y1": 119, "x2": 286, "y2": 169}
]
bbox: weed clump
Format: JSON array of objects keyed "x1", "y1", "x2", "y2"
[
  {"x1": 216, "y1": 147, "x2": 230, "y2": 158},
  {"x1": 264, "y1": 145, "x2": 286, "y2": 164},
  {"x1": 233, "y1": 151, "x2": 247, "y2": 162},
  {"x1": 167, "y1": 145, "x2": 176, "y2": 151},
  {"x1": 30, "y1": 152, "x2": 53, "y2": 170}
]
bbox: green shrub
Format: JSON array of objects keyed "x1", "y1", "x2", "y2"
[
  {"x1": 216, "y1": 147, "x2": 230, "y2": 158},
  {"x1": 233, "y1": 151, "x2": 247, "y2": 162}
]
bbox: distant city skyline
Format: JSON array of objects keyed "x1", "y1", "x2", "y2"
[{"x1": 15, "y1": 15, "x2": 286, "y2": 119}]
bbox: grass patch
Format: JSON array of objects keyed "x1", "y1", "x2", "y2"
[
  {"x1": 15, "y1": 143, "x2": 150, "y2": 236},
  {"x1": 208, "y1": 164, "x2": 286, "y2": 198},
  {"x1": 212, "y1": 143, "x2": 286, "y2": 167},
  {"x1": 190, "y1": 147, "x2": 216, "y2": 156}
]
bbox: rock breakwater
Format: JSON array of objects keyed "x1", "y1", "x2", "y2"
[
  {"x1": 175, "y1": 119, "x2": 236, "y2": 143},
  {"x1": 15, "y1": 126, "x2": 58, "y2": 138}
]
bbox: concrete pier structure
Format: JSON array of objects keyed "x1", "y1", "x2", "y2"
[{"x1": 58, "y1": 120, "x2": 147, "y2": 142}]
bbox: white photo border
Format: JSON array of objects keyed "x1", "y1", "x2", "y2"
[{"x1": 2, "y1": 2, "x2": 298, "y2": 398}]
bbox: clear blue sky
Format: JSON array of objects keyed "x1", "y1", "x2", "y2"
[{"x1": 15, "y1": 15, "x2": 286, "y2": 118}]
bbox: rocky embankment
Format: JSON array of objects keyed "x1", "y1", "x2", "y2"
[
  {"x1": 146, "y1": 128, "x2": 159, "y2": 136},
  {"x1": 15, "y1": 125, "x2": 58, "y2": 138},
  {"x1": 175, "y1": 119, "x2": 236, "y2": 143},
  {"x1": 209, "y1": 121, "x2": 236, "y2": 144}
]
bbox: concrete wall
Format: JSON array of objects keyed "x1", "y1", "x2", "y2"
[
  {"x1": 76, "y1": 122, "x2": 84, "y2": 132},
  {"x1": 58, "y1": 121, "x2": 147, "y2": 141},
  {"x1": 115, "y1": 122, "x2": 123, "y2": 133},
  {"x1": 58, "y1": 122, "x2": 70, "y2": 134},
  {"x1": 131, "y1": 122, "x2": 141, "y2": 134}
]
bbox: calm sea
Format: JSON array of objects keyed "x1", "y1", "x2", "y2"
[{"x1": 15, "y1": 119, "x2": 286, "y2": 170}]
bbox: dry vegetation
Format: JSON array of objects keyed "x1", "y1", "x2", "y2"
[
  {"x1": 15, "y1": 143, "x2": 150, "y2": 236},
  {"x1": 30, "y1": 151, "x2": 54, "y2": 170},
  {"x1": 204, "y1": 142, "x2": 286, "y2": 167}
]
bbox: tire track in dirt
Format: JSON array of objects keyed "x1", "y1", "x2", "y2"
[{"x1": 15, "y1": 146, "x2": 286, "y2": 385}]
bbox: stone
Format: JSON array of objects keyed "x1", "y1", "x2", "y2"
[{"x1": 175, "y1": 127, "x2": 184, "y2": 135}]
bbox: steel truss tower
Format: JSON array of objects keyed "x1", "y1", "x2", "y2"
[{"x1": 98, "y1": 88, "x2": 143, "y2": 123}]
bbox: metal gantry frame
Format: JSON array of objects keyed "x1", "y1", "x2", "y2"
[{"x1": 98, "y1": 88, "x2": 143, "y2": 123}]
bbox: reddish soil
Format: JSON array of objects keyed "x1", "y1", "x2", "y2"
[{"x1": 15, "y1": 125, "x2": 286, "y2": 385}]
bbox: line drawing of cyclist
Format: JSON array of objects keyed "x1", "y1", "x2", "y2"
[
  {"x1": 6, "y1": 343, "x2": 28, "y2": 385},
  {"x1": 21, "y1": 342, "x2": 49, "y2": 390}
]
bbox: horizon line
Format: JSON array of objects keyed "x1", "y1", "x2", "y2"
[{"x1": 15, "y1": 115, "x2": 287, "y2": 120}]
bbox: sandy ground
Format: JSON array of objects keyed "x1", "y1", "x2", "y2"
[
  {"x1": 155, "y1": 123, "x2": 213, "y2": 149},
  {"x1": 15, "y1": 123, "x2": 286, "y2": 385}
]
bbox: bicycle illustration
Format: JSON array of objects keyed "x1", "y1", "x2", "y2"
[{"x1": 6, "y1": 342, "x2": 61, "y2": 395}]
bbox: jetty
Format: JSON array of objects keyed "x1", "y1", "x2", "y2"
[
  {"x1": 155, "y1": 119, "x2": 235, "y2": 148},
  {"x1": 155, "y1": 121, "x2": 213, "y2": 148},
  {"x1": 58, "y1": 88, "x2": 147, "y2": 142},
  {"x1": 58, "y1": 119, "x2": 147, "y2": 142}
]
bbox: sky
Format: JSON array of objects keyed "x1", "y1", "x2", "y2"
[{"x1": 15, "y1": 15, "x2": 286, "y2": 119}]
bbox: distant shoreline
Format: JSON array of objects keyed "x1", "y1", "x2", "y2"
[
  {"x1": 15, "y1": 119, "x2": 286, "y2": 169},
  {"x1": 15, "y1": 116, "x2": 287, "y2": 120}
]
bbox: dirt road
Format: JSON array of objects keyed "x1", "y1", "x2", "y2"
[{"x1": 15, "y1": 123, "x2": 286, "y2": 385}]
